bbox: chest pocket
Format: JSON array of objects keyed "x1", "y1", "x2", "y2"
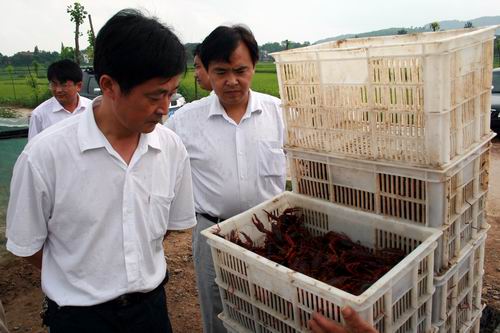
[
  {"x1": 148, "y1": 194, "x2": 174, "y2": 240},
  {"x1": 258, "y1": 140, "x2": 286, "y2": 177}
]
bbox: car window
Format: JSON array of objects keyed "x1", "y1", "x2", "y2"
[
  {"x1": 88, "y1": 76, "x2": 101, "y2": 96},
  {"x1": 493, "y1": 71, "x2": 500, "y2": 93}
]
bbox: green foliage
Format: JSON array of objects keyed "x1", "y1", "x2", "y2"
[
  {"x1": 67, "y1": 2, "x2": 87, "y2": 26},
  {"x1": 430, "y1": 22, "x2": 440, "y2": 32},
  {"x1": 397, "y1": 29, "x2": 408, "y2": 35},
  {"x1": 31, "y1": 61, "x2": 40, "y2": 77},
  {"x1": 178, "y1": 62, "x2": 279, "y2": 103},
  {"x1": 5, "y1": 65, "x2": 16, "y2": 100},
  {"x1": 67, "y1": 2, "x2": 88, "y2": 64},
  {"x1": 25, "y1": 65, "x2": 43, "y2": 105},
  {"x1": 60, "y1": 45, "x2": 75, "y2": 60},
  {"x1": 464, "y1": 21, "x2": 474, "y2": 28}
]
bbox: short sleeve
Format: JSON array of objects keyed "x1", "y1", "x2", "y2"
[
  {"x1": 6, "y1": 152, "x2": 52, "y2": 256},
  {"x1": 28, "y1": 112, "x2": 43, "y2": 140},
  {"x1": 167, "y1": 145, "x2": 196, "y2": 230}
]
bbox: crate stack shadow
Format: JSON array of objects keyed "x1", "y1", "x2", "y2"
[{"x1": 202, "y1": 27, "x2": 498, "y2": 333}]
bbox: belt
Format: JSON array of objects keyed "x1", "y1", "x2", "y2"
[
  {"x1": 47, "y1": 272, "x2": 169, "y2": 310},
  {"x1": 197, "y1": 213, "x2": 225, "y2": 224}
]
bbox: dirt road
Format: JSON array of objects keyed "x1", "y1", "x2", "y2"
[{"x1": 1, "y1": 139, "x2": 499, "y2": 333}]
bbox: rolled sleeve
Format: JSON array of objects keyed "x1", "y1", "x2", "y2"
[{"x1": 6, "y1": 152, "x2": 52, "y2": 257}]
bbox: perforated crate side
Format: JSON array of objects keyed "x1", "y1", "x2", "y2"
[
  {"x1": 288, "y1": 139, "x2": 491, "y2": 230},
  {"x1": 203, "y1": 192, "x2": 441, "y2": 333},
  {"x1": 432, "y1": 233, "x2": 486, "y2": 326},
  {"x1": 274, "y1": 27, "x2": 497, "y2": 167}
]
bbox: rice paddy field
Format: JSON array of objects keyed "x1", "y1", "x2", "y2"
[{"x1": 0, "y1": 62, "x2": 280, "y2": 107}]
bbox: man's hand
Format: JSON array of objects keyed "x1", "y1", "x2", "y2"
[{"x1": 308, "y1": 306, "x2": 378, "y2": 333}]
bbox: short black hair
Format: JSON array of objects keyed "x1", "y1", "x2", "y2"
[
  {"x1": 200, "y1": 25, "x2": 259, "y2": 70},
  {"x1": 94, "y1": 9, "x2": 186, "y2": 94},
  {"x1": 47, "y1": 59, "x2": 83, "y2": 83},
  {"x1": 192, "y1": 43, "x2": 201, "y2": 57}
]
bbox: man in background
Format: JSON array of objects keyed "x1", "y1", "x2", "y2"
[
  {"x1": 193, "y1": 44, "x2": 212, "y2": 92},
  {"x1": 28, "y1": 59, "x2": 92, "y2": 140}
]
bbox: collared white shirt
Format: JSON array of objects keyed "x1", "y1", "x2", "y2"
[
  {"x1": 28, "y1": 95, "x2": 92, "y2": 140},
  {"x1": 6, "y1": 104, "x2": 196, "y2": 306},
  {"x1": 167, "y1": 90, "x2": 286, "y2": 219}
]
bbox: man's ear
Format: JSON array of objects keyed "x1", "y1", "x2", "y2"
[
  {"x1": 74, "y1": 81, "x2": 83, "y2": 92},
  {"x1": 99, "y1": 75, "x2": 119, "y2": 99}
]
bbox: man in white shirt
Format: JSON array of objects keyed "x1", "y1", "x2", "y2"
[
  {"x1": 167, "y1": 25, "x2": 286, "y2": 333},
  {"x1": 28, "y1": 59, "x2": 92, "y2": 140},
  {"x1": 6, "y1": 9, "x2": 195, "y2": 333}
]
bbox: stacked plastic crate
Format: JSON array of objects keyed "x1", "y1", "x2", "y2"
[{"x1": 271, "y1": 27, "x2": 497, "y2": 333}]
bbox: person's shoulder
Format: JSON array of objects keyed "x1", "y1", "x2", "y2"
[
  {"x1": 26, "y1": 114, "x2": 82, "y2": 153},
  {"x1": 153, "y1": 125, "x2": 188, "y2": 154},
  {"x1": 80, "y1": 95, "x2": 93, "y2": 108},
  {"x1": 171, "y1": 94, "x2": 214, "y2": 120},
  {"x1": 31, "y1": 97, "x2": 56, "y2": 117},
  {"x1": 252, "y1": 91, "x2": 281, "y2": 107}
]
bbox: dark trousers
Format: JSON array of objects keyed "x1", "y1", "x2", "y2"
[{"x1": 44, "y1": 286, "x2": 173, "y2": 333}]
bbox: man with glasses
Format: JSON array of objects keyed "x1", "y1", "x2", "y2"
[{"x1": 28, "y1": 59, "x2": 92, "y2": 140}]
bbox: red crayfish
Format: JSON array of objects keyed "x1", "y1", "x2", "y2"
[{"x1": 217, "y1": 207, "x2": 406, "y2": 296}]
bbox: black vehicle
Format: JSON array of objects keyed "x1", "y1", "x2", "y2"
[{"x1": 80, "y1": 68, "x2": 101, "y2": 100}]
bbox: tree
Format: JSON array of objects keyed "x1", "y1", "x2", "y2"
[
  {"x1": 397, "y1": 29, "x2": 408, "y2": 35},
  {"x1": 6, "y1": 65, "x2": 16, "y2": 100},
  {"x1": 60, "y1": 43, "x2": 75, "y2": 60},
  {"x1": 430, "y1": 22, "x2": 440, "y2": 32},
  {"x1": 25, "y1": 64, "x2": 42, "y2": 105},
  {"x1": 464, "y1": 21, "x2": 474, "y2": 28},
  {"x1": 34, "y1": 46, "x2": 40, "y2": 54},
  {"x1": 67, "y1": 2, "x2": 88, "y2": 65},
  {"x1": 32, "y1": 60, "x2": 40, "y2": 78}
]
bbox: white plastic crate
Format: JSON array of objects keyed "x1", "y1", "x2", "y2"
[
  {"x1": 288, "y1": 137, "x2": 490, "y2": 227},
  {"x1": 288, "y1": 140, "x2": 491, "y2": 273},
  {"x1": 433, "y1": 305, "x2": 485, "y2": 333},
  {"x1": 432, "y1": 233, "x2": 486, "y2": 331},
  {"x1": 434, "y1": 193, "x2": 489, "y2": 273},
  {"x1": 272, "y1": 27, "x2": 497, "y2": 167},
  {"x1": 462, "y1": 307, "x2": 484, "y2": 333},
  {"x1": 202, "y1": 192, "x2": 441, "y2": 333}
]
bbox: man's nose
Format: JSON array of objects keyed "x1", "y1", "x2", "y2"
[
  {"x1": 225, "y1": 72, "x2": 237, "y2": 86},
  {"x1": 156, "y1": 96, "x2": 171, "y2": 115}
]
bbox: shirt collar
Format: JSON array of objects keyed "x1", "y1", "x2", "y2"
[
  {"x1": 78, "y1": 96, "x2": 162, "y2": 153},
  {"x1": 208, "y1": 90, "x2": 263, "y2": 120},
  {"x1": 51, "y1": 94, "x2": 87, "y2": 113}
]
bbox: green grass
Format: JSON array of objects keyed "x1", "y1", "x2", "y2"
[
  {"x1": 178, "y1": 62, "x2": 279, "y2": 102},
  {"x1": 0, "y1": 62, "x2": 279, "y2": 107}
]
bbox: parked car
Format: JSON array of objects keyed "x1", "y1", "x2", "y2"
[
  {"x1": 80, "y1": 68, "x2": 186, "y2": 119},
  {"x1": 492, "y1": 68, "x2": 500, "y2": 132}
]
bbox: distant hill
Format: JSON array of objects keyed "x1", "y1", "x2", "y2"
[{"x1": 315, "y1": 16, "x2": 500, "y2": 44}]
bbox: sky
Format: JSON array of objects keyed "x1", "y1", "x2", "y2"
[{"x1": 0, "y1": 0, "x2": 499, "y2": 56}]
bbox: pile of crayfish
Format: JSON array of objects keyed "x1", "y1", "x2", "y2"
[{"x1": 218, "y1": 207, "x2": 406, "y2": 296}]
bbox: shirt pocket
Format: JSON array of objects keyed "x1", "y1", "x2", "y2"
[
  {"x1": 258, "y1": 140, "x2": 286, "y2": 177},
  {"x1": 148, "y1": 194, "x2": 174, "y2": 240}
]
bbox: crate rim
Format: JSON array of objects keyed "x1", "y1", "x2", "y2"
[
  {"x1": 285, "y1": 132, "x2": 494, "y2": 180},
  {"x1": 202, "y1": 191, "x2": 442, "y2": 308},
  {"x1": 271, "y1": 26, "x2": 499, "y2": 58}
]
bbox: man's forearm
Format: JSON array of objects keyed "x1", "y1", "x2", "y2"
[{"x1": 24, "y1": 248, "x2": 43, "y2": 270}]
